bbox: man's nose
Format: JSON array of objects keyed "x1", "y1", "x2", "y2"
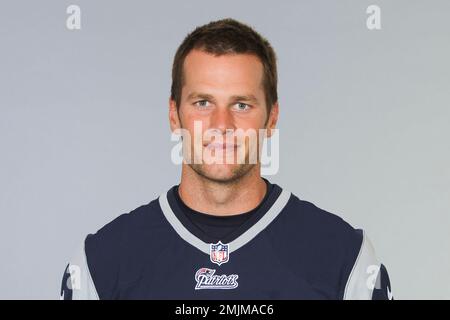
[{"x1": 209, "y1": 107, "x2": 235, "y2": 133}]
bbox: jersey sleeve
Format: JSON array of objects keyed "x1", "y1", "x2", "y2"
[
  {"x1": 60, "y1": 242, "x2": 100, "y2": 300},
  {"x1": 343, "y1": 230, "x2": 394, "y2": 300}
]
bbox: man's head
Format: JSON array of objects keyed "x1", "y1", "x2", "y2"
[{"x1": 169, "y1": 18, "x2": 279, "y2": 184}]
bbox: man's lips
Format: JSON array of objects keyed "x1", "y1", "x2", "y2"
[{"x1": 204, "y1": 142, "x2": 240, "y2": 150}]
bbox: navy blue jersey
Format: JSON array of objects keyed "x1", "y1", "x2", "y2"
[{"x1": 60, "y1": 182, "x2": 393, "y2": 300}]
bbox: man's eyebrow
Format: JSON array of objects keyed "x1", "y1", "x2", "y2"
[
  {"x1": 229, "y1": 94, "x2": 260, "y2": 105},
  {"x1": 186, "y1": 92, "x2": 215, "y2": 101},
  {"x1": 186, "y1": 92, "x2": 260, "y2": 104}
]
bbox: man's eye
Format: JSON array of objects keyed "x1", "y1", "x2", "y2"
[
  {"x1": 194, "y1": 100, "x2": 210, "y2": 108},
  {"x1": 234, "y1": 103, "x2": 250, "y2": 111}
]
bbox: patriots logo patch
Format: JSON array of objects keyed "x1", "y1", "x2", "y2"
[{"x1": 194, "y1": 268, "x2": 238, "y2": 290}]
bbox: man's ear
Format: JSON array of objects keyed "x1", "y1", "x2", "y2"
[
  {"x1": 169, "y1": 98, "x2": 181, "y2": 132},
  {"x1": 266, "y1": 102, "x2": 279, "y2": 138}
]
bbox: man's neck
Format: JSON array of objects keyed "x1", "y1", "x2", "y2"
[{"x1": 178, "y1": 165, "x2": 267, "y2": 216}]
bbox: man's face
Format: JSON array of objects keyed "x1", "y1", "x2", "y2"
[{"x1": 169, "y1": 49, "x2": 278, "y2": 183}]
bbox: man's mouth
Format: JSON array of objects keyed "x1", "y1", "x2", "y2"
[{"x1": 204, "y1": 142, "x2": 240, "y2": 151}]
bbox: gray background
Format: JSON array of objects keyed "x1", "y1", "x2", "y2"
[{"x1": 1, "y1": 0, "x2": 449, "y2": 299}]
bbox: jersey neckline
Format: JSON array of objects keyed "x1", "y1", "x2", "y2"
[{"x1": 158, "y1": 181, "x2": 292, "y2": 256}]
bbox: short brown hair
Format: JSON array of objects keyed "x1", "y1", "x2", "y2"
[{"x1": 170, "y1": 18, "x2": 278, "y2": 112}]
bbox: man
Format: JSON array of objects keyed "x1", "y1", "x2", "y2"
[{"x1": 60, "y1": 18, "x2": 393, "y2": 300}]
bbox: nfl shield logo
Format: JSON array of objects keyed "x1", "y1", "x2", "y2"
[{"x1": 210, "y1": 241, "x2": 229, "y2": 266}]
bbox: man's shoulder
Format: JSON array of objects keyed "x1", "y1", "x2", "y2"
[
  {"x1": 267, "y1": 190, "x2": 373, "y2": 298},
  {"x1": 277, "y1": 191, "x2": 363, "y2": 247},
  {"x1": 77, "y1": 194, "x2": 174, "y2": 299},
  {"x1": 270, "y1": 190, "x2": 365, "y2": 272},
  {"x1": 85, "y1": 195, "x2": 168, "y2": 249}
]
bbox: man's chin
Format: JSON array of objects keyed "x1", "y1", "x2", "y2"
[{"x1": 189, "y1": 163, "x2": 254, "y2": 184}]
